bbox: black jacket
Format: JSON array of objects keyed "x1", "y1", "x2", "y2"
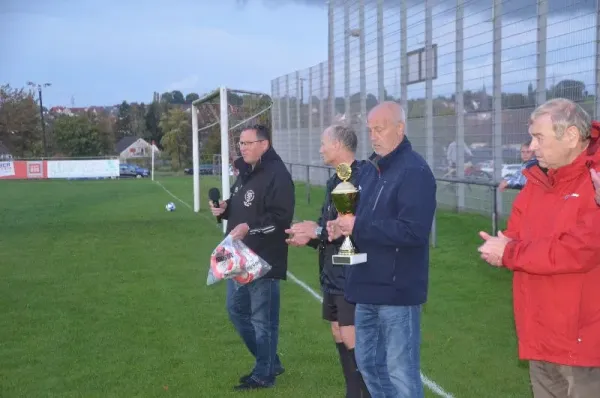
[
  {"x1": 221, "y1": 147, "x2": 295, "y2": 280},
  {"x1": 308, "y1": 160, "x2": 364, "y2": 294}
]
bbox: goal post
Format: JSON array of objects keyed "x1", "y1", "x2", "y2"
[
  {"x1": 219, "y1": 86, "x2": 230, "y2": 231},
  {"x1": 191, "y1": 86, "x2": 273, "y2": 233}
]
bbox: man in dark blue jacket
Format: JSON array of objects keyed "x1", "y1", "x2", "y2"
[
  {"x1": 327, "y1": 101, "x2": 437, "y2": 398},
  {"x1": 285, "y1": 124, "x2": 370, "y2": 398}
]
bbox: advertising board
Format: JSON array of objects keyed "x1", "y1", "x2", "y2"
[{"x1": 47, "y1": 159, "x2": 119, "y2": 179}]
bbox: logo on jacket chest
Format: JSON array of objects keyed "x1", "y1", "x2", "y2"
[{"x1": 243, "y1": 189, "x2": 255, "y2": 207}]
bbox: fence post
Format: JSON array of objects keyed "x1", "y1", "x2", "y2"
[
  {"x1": 491, "y1": 186, "x2": 498, "y2": 235},
  {"x1": 306, "y1": 165, "x2": 311, "y2": 204},
  {"x1": 431, "y1": 211, "x2": 437, "y2": 248}
]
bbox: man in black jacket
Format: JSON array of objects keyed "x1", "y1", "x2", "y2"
[
  {"x1": 210, "y1": 125, "x2": 295, "y2": 391},
  {"x1": 285, "y1": 124, "x2": 370, "y2": 398}
]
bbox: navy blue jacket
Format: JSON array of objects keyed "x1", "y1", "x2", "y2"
[{"x1": 344, "y1": 137, "x2": 437, "y2": 306}]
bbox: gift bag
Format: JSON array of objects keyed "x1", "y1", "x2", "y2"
[{"x1": 207, "y1": 235, "x2": 272, "y2": 285}]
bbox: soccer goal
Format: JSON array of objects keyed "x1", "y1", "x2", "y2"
[{"x1": 191, "y1": 86, "x2": 273, "y2": 232}]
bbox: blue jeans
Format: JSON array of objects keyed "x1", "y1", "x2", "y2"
[
  {"x1": 355, "y1": 304, "x2": 423, "y2": 398},
  {"x1": 226, "y1": 278, "x2": 283, "y2": 385}
]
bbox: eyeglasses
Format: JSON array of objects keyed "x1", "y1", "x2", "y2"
[
  {"x1": 237, "y1": 125, "x2": 270, "y2": 147},
  {"x1": 238, "y1": 139, "x2": 266, "y2": 148}
]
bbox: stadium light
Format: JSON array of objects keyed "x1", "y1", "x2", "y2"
[{"x1": 27, "y1": 81, "x2": 51, "y2": 158}]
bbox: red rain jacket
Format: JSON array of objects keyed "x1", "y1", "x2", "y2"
[{"x1": 502, "y1": 123, "x2": 600, "y2": 367}]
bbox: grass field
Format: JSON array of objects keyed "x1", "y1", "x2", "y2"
[{"x1": 1, "y1": 177, "x2": 531, "y2": 397}]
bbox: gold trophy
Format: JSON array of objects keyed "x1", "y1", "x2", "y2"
[{"x1": 330, "y1": 163, "x2": 367, "y2": 265}]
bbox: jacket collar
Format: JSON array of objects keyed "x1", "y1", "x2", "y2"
[
  {"x1": 368, "y1": 136, "x2": 412, "y2": 173},
  {"x1": 348, "y1": 159, "x2": 360, "y2": 176},
  {"x1": 233, "y1": 146, "x2": 282, "y2": 179}
]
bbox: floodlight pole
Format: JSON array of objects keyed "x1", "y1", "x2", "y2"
[
  {"x1": 191, "y1": 104, "x2": 200, "y2": 212},
  {"x1": 27, "y1": 81, "x2": 51, "y2": 158},
  {"x1": 219, "y1": 86, "x2": 230, "y2": 234}
]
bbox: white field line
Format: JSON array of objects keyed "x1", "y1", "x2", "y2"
[{"x1": 154, "y1": 180, "x2": 455, "y2": 398}]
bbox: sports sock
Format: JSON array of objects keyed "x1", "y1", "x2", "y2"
[{"x1": 347, "y1": 347, "x2": 371, "y2": 398}]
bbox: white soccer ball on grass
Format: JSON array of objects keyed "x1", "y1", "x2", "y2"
[{"x1": 165, "y1": 202, "x2": 176, "y2": 212}]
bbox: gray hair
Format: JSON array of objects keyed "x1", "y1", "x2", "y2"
[
  {"x1": 369, "y1": 101, "x2": 406, "y2": 125},
  {"x1": 390, "y1": 101, "x2": 406, "y2": 125},
  {"x1": 325, "y1": 124, "x2": 358, "y2": 153},
  {"x1": 529, "y1": 98, "x2": 591, "y2": 140}
]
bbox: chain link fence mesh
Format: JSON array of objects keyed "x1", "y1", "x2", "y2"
[{"x1": 270, "y1": 0, "x2": 599, "y2": 217}]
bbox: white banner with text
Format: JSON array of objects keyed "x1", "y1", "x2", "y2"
[
  {"x1": 47, "y1": 159, "x2": 120, "y2": 179},
  {"x1": 0, "y1": 161, "x2": 15, "y2": 178}
]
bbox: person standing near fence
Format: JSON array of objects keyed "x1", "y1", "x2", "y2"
[
  {"x1": 498, "y1": 140, "x2": 536, "y2": 191},
  {"x1": 327, "y1": 101, "x2": 437, "y2": 398},
  {"x1": 209, "y1": 124, "x2": 295, "y2": 391},
  {"x1": 478, "y1": 98, "x2": 600, "y2": 397},
  {"x1": 285, "y1": 124, "x2": 370, "y2": 398}
]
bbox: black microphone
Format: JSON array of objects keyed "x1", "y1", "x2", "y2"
[{"x1": 208, "y1": 187, "x2": 222, "y2": 224}]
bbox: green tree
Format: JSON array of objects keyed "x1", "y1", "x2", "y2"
[
  {"x1": 115, "y1": 101, "x2": 132, "y2": 141},
  {"x1": 171, "y1": 90, "x2": 185, "y2": 104},
  {"x1": 185, "y1": 92, "x2": 200, "y2": 104},
  {"x1": 144, "y1": 101, "x2": 163, "y2": 145},
  {"x1": 159, "y1": 107, "x2": 190, "y2": 170},
  {"x1": 0, "y1": 84, "x2": 42, "y2": 157},
  {"x1": 129, "y1": 102, "x2": 147, "y2": 137},
  {"x1": 53, "y1": 114, "x2": 108, "y2": 157},
  {"x1": 160, "y1": 92, "x2": 174, "y2": 104},
  {"x1": 550, "y1": 80, "x2": 586, "y2": 102},
  {"x1": 203, "y1": 126, "x2": 221, "y2": 157},
  {"x1": 227, "y1": 92, "x2": 243, "y2": 106},
  {"x1": 86, "y1": 109, "x2": 115, "y2": 153},
  {"x1": 240, "y1": 94, "x2": 271, "y2": 126}
]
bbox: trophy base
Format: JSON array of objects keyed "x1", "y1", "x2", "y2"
[{"x1": 332, "y1": 252, "x2": 367, "y2": 265}]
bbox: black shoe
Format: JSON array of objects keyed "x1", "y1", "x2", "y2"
[
  {"x1": 233, "y1": 378, "x2": 272, "y2": 391},
  {"x1": 239, "y1": 367, "x2": 285, "y2": 383}
]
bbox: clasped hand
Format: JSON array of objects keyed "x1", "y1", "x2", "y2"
[
  {"x1": 477, "y1": 230, "x2": 511, "y2": 267},
  {"x1": 285, "y1": 221, "x2": 319, "y2": 247},
  {"x1": 326, "y1": 215, "x2": 355, "y2": 242}
]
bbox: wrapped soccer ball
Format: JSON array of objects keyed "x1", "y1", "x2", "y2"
[{"x1": 165, "y1": 202, "x2": 176, "y2": 212}]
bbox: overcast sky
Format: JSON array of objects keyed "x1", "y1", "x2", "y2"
[
  {"x1": 1, "y1": 0, "x2": 328, "y2": 107},
  {"x1": 2, "y1": 0, "x2": 596, "y2": 107}
]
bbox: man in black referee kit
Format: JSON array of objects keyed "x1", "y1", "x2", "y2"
[{"x1": 285, "y1": 124, "x2": 370, "y2": 398}]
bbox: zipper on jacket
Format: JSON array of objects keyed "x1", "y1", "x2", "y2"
[
  {"x1": 372, "y1": 184, "x2": 384, "y2": 211},
  {"x1": 392, "y1": 248, "x2": 398, "y2": 282}
]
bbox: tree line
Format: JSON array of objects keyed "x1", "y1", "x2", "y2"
[
  {"x1": 3, "y1": 79, "x2": 584, "y2": 168},
  {"x1": 0, "y1": 85, "x2": 271, "y2": 170}
]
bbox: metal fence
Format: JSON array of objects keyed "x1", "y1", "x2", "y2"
[
  {"x1": 270, "y1": 0, "x2": 600, "y2": 217},
  {"x1": 284, "y1": 161, "x2": 505, "y2": 245}
]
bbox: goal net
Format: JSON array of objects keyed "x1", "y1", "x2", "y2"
[{"x1": 191, "y1": 87, "x2": 272, "y2": 230}]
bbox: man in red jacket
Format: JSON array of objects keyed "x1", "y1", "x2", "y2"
[{"x1": 478, "y1": 98, "x2": 600, "y2": 398}]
